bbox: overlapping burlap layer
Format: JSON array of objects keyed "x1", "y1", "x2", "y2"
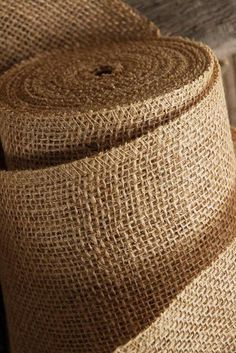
[{"x1": 0, "y1": 1, "x2": 235, "y2": 353}]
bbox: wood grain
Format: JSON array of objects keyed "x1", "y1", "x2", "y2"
[{"x1": 126, "y1": 0, "x2": 236, "y2": 59}]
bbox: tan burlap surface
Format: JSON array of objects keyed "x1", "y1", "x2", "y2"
[{"x1": 0, "y1": 1, "x2": 235, "y2": 352}]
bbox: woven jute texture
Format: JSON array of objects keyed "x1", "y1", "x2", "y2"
[
  {"x1": 0, "y1": 1, "x2": 236, "y2": 353},
  {"x1": 0, "y1": 0, "x2": 158, "y2": 74}
]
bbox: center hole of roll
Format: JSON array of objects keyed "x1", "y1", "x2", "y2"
[{"x1": 94, "y1": 65, "x2": 113, "y2": 76}]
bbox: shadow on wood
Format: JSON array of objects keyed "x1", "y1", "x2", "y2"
[{"x1": 126, "y1": 0, "x2": 236, "y2": 59}]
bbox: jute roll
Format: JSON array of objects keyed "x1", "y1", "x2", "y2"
[
  {"x1": 0, "y1": 1, "x2": 235, "y2": 353},
  {"x1": 0, "y1": 38, "x2": 220, "y2": 169},
  {"x1": 0, "y1": 0, "x2": 158, "y2": 74}
]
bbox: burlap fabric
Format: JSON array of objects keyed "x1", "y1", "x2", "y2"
[{"x1": 0, "y1": 1, "x2": 235, "y2": 353}]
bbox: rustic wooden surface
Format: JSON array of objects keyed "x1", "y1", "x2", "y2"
[{"x1": 126, "y1": 0, "x2": 236, "y2": 59}]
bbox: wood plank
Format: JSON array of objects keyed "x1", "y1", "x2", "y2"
[{"x1": 126, "y1": 0, "x2": 236, "y2": 58}]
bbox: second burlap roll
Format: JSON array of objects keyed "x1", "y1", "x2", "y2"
[{"x1": 0, "y1": 23, "x2": 236, "y2": 353}]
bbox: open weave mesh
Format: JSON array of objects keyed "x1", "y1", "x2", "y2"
[
  {"x1": 115, "y1": 225, "x2": 236, "y2": 353},
  {"x1": 0, "y1": 0, "x2": 158, "y2": 74},
  {"x1": 0, "y1": 1, "x2": 235, "y2": 353}
]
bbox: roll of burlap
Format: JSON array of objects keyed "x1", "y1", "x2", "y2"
[{"x1": 0, "y1": 1, "x2": 236, "y2": 353}]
